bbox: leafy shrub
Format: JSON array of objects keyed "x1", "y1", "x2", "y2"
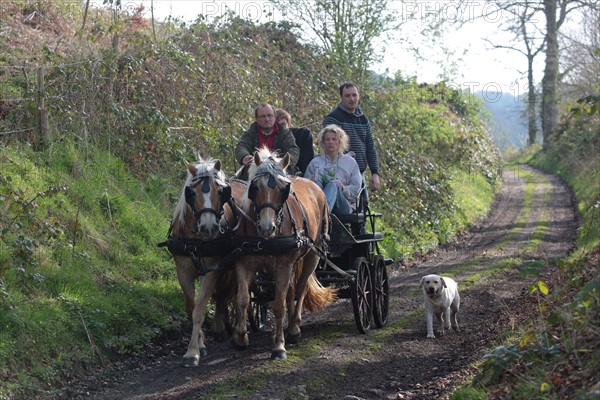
[{"x1": 367, "y1": 79, "x2": 502, "y2": 258}]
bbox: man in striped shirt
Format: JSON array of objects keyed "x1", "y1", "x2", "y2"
[{"x1": 323, "y1": 82, "x2": 381, "y2": 191}]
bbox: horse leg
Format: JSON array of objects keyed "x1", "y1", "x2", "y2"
[
  {"x1": 175, "y1": 256, "x2": 198, "y2": 319},
  {"x1": 285, "y1": 259, "x2": 301, "y2": 344},
  {"x1": 286, "y1": 287, "x2": 295, "y2": 338},
  {"x1": 271, "y1": 265, "x2": 294, "y2": 360},
  {"x1": 286, "y1": 265, "x2": 297, "y2": 328},
  {"x1": 212, "y1": 274, "x2": 231, "y2": 342},
  {"x1": 182, "y1": 271, "x2": 219, "y2": 367},
  {"x1": 287, "y1": 252, "x2": 319, "y2": 344},
  {"x1": 232, "y1": 265, "x2": 253, "y2": 350}
]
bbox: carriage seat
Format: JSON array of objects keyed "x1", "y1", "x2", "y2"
[
  {"x1": 334, "y1": 184, "x2": 367, "y2": 226},
  {"x1": 329, "y1": 183, "x2": 384, "y2": 246}
]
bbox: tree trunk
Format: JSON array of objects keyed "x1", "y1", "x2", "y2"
[
  {"x1": 81, "y1": 0, "x2": 90, "y2": 32},
  {"x1": 541, "y1": 0, "x2": 559, "y2": 147},
  {"x1": 527, "y1": 54, "x2": 538, "y2": 146}
]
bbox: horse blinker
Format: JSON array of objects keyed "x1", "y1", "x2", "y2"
[
  {"x1": 248, "y1": 181, "x2": 258, "y2": 202},
  {"x1": 185, "y1": 186, "x2": 196, "y2": 206},
  {"x1": 221, "y1": 186, "x2": 232, "y2": 203}
]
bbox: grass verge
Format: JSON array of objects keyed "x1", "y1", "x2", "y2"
[{"x1": 0, "y1": 141, "x2": 185, "y2": 399}]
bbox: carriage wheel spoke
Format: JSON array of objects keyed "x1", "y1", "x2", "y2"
[
  {"x1": 372, "y1": 255, "x2": 389, "y2": 328},
  {"x1": 351, "y1": 257, "x2": 372, "y2": 333}
]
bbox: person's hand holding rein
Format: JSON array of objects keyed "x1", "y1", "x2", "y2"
[{"x1": 242, "y1": 154, "x2": 253, "y2": 166}]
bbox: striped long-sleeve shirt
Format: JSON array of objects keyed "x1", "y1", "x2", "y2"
[{"x1": 323, "y1": 103, "x2": 379, "y2": 175}]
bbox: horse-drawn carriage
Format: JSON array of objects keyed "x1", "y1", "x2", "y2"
[
  {"x1": 159, "y1": 149, "x2": 391, "y2": 366},
  {"x1": 248, "y1": 183, "x2": 391, "y2": 335}
]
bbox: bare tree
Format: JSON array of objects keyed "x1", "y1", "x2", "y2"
[
  {"x1": 540, "y1": 0, "x2": 598, "y2": 146},
  {"x1": 270, "y1": 0, "x2": 399, "y2": 84},
  {"x1": 476, "y1": 0, "x2": 597, "y2": 146},
  {"x1": 484, "y1": 1, "x2": 546, "y2": 146},
  {"x1": 560, "y1": 6, "x2": 600, "y2": 98},
  {"x1": 541, "y1": 0, "x2": 561, "y2": 145}
]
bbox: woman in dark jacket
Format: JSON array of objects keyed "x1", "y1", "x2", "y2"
[{"x1": 275, "y1": 108, "x2": 314, "y2": 176}]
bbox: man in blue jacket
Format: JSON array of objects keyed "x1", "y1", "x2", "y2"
[{"x1": 323, "y1": 82, "x2": 380, "y2": 191}]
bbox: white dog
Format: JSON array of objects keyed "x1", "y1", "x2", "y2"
[{"x1": 419, "y1": 274, "x2": 460, "y2": 338}]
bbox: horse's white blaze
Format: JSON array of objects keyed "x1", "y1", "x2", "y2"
[
  {"x1": 198, "y1": 190, "x2": 219, "y2": 239},
  {"x1": 256, "y1": 190, "x2": 276, "y2": 238}
]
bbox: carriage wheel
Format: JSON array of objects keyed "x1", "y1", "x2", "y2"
[
  {"x1": 371, "y1": 255, "x2": 389, "y2": 328},
  {"x1": 351, "y1": 257, "x2": 373, "y2": 334}
]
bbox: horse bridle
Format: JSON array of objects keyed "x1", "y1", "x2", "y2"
[
  {"x1": 185, "y1": 172, "x2": 232, "y2": 232},
  {"x1": 248, "y1": 171, "x2": 291, "y2": 232}
]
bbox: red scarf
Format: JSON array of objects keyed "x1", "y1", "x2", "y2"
[{"x1": 258, "y1": 123, "x2": 278, "y2": 150}]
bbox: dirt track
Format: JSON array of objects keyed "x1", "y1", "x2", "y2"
[{"x1": 52, "y1": 165, "x2": 577, "y2": 400}]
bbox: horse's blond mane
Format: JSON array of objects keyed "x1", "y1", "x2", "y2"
[
  {"x1": 173, "y1": 158, "x2": 224, "y2": 232},
  {"x1": 247, "y1": 147, "x2": 283, "y2": 180}
]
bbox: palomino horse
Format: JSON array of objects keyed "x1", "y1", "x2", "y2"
[
  {"x1": 232, "y1": 148, "x2": 336, "y2": 359},
  {"x1": 166, "y1": 158, "x2": 244, "y2": 367}
]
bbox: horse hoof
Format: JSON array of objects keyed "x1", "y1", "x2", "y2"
[
  {"x1": 271, "y1": 350, "x2": 287, "y2": 360},
  {"x1": 213, "y1": 330, "x2": 228, "y2": 342},
  {"x1": 182, "y1": 356, "x2": 199, "y2": 368},
  {"x1": 286, "y1": 332, "x2": 301, "y2": 344},
  {"x1": 231, "y1": 337, "x2": 248, "y2": 351}
]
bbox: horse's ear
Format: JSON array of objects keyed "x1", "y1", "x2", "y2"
[
  {"x1": 254, "y1": 151, "x2": 262, "y2": 166},
  {"x1": 248, "y1": 181, "x2": 258, "y2": 202},
  {"x1": 186, "y1": 162, "x2": 198, "y2": 176},
  {"x1": 214, "y1": 159, "x2": 221, "y2": 171},
  {"x1": 185, "y1": 186, "x2": 195, "y2": 205},
  {"x1": 221, "y1": 185, "x2": 231, "y2": 203},
  {"x1": 282, "y1": 153, "x2": 290, "y2": 170}
]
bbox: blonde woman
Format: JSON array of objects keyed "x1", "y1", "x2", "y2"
[{"x1": 304, "y1": 124, "x2": 361, "y2": 215}]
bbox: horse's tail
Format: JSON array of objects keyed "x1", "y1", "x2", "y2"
[{"x1": 302, "y1": 273, "x2": 337, "y2": 313}]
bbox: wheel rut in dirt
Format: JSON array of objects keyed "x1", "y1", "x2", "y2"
[{"x1": 53, "y1": 166, "x2": 577, "y2": 400}]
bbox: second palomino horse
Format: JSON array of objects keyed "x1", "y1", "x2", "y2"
[{"x1": 232, "y1": 148, "x2": 336, "y2": 359}]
